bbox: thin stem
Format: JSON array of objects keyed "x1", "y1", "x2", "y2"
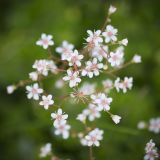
[
  {"x1": 101, "y1": 14, "x2": 110, "y2": 32},
  {"x1": 89, "y1": 146, "x2": 94, "y2": 160}
]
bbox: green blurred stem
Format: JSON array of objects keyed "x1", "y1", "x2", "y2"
[{"x1": 89, "y1": 146, "x2": 94, "y2": 160}]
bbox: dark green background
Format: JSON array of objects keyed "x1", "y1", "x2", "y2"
[{"x1": 0, "y1": 0, "x2": 160, "y2": 159}]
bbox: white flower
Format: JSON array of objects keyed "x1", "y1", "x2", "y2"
[
  {"x1": 132, "y1": 54, "x2": 142, "y2": 63},
  {"x1": 55, "y1": 79, "x2": 64, "y2": 89},
  {"x1": 56, "y1": 41, "x2": 74, "y2": 60},
  {"x1": 114, "y1": 77, "x2": 121, "y2": 92},
  {"x1": 111, "y1": 115, "x2": 121, "y2": 124},
  {"x1": 76, "y1": 110, "x2": 88, "y2": 122},
  {"x1": 120, "y1": 77, "x2": 133, "y2": 93},
  {"x1": 68, "y1": 50, "x2": 84, "y2": 67},
  {"x1": 7, "y1": 85, "x2": 16, "y2": 94},
  {"x1": 144, "y1": 149, "x2": 158, "y2": 160},
  {"x1": 32, "y1": 59, "x2": 49, "y2": 76},
  {"x1": 108, "y1": 50, "x2": 124, "y2": 67},
  {"x1": 91, "y1": 46, "x2": 108, "y2": 61},
  {"x1": 91, "y1": 93, "x2": 112, "y2": 111},
  {"x1": 79, "y1": 83, "x2": 96, "y2": 95},
  {"x1": 36, "y1": 33, "x2": 54, "y2": 49},
  {"x1": 102, "y1": 79, "x2": 113, "y2": 92},
  {"x1": 51, "y1": 108, "x2": 68, "y2": 127},
  {"x1": 86, "y1": 30, "x2": 103, "y2": 47},
  {"x1": 39, "y1": 143, "x2": 52, "y2": 158},
  {"x1": 47, "y1": 60, "x2": 57, "y2": 74},
  {"x1": 54, "y1": 123, "x2": 71, "y2": 139},
  {"x1": 39, "y1": 95, "x2": 54, "y2": 110},
  {"x1": 82, "y1": 58, "x2": 103, "y2": 78},
  {"x1": 102, "y1": 25, "x2": 118, "y2": 43},
  {"x1": 26, "y1": 83, "x2": 43, "y2": 100},
  {"x1": 144, "y1": 140, "x2": 158, "y2": 160},
  {"x1": 137, "y1": 121, "x2": 147, "y2": 129},
  {"x1": 63, "y1": 69, "x2": 81, "y2": 88},
  {"x1": 85, "y1": 128, "x2": 104, "y2": 147},
  {"x1": 108, "y1": 5, "x2": 117, "y2": 15},
  {"x1": 145, "y1": 140, "x2": 156, "y2": 153},
  {"x1": 87, "y1": 104, "x2": 101, "y2": 121},
  {"x1": 29, "y1": 72, "x2": 38, "y2": 81},
  {"x1": 149, "y1": 118, "x2": 160, "y2": 134},
  {"x1": 120, "y1": 38, "x2": 128, "y2": 46}
]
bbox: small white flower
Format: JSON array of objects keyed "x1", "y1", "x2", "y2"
[
  {"x1": 102, "y1": 25, "x2": 118, "y2": 43},
  {"x1": 102, "y1": 79, "x2": 113, "y2": 92},
  {"x1": 36, "y1": 33, "x2": 54, "y2": 49},
  {"x1": 79, "y1": 83, "x2": 96, "y2": 95},
  {"x1": 86, "y1": 30, "x2": 103, "y2": 47},
  {"x1": 63, "y1": 69, "x2": 81, "y2": 88},
  {"x1": 39, "y1": 143, "x2": 52, "y2": 158},
  {"x1": 87, "y1": 104, "x2": 101, "y2": 121},
  {"x1": 55, "y1": 79, "x2": 64, "y2": 89},
  {"x1": 29, "y1": 72, "x2": 38, "y2": 81},
  {"x1": 120, "y1": 38, "x2": 128, "y2": 46},
  {"x1": 7, "y1": 85, "x2": 16, "y2": 94},
  {"x1": 54, "y1": 123, "x2": 71, "y2": 139},
  {"x1": 47, "y1": 60, "x2": 57, "y2": 74},
  {"x1": 76, "y1": 110, "x2": 88, "y2": 122},
  {"x1": 51, "y1": 108, "x2": 68, "y2": 127},
  {"x1": 108, "y1": 50, "x2": 124, "y2": 67},
  {"x1": 56, "y1": 41, "x2": 74, "y2": 60},
  {"x1": 85, "y1": 128, "x2": 104, "y2": 147},
  {"x1": 39, "y1": 95, "x2": 54, "y2": 110},
  {"x1": 32, "y1": 59, "x2": 49, "y2": 76},
  {"x1": 108, "y1": 5, "x2": 117, "y2": 15},
  {"x1": 26, "y1": 83, "x2": 43, "y2": 100},
  {"x1": 111, "y1": 115, "x2": 121, "y2": 124},
  {"x1": 68, "y1": 50, "x2": 84, "y2": 67},
  {"x1": 149, "y1": 118, "x2": 160, "y2": 134},
  {"x1": 82, "y1": 58, "x2": 103, "y2": 78},
  {"x1": 91, "y1": 93, "x2": 112, "y2": 111},
  {"x1": 137, "y1": 121, "x2": 147, "y2": 129},
  {"x1": 145, "y1": 140, "x2": 156, "y2": 153},
  {"x1": 91, "y1": 46, "x2": 108, "y2": 61},
  {"x1": 144, "y1": 139, "x2": 158, "y2": 160},
  {"x1": 132, "y1": 54, "x2": 142, "y2": 63},
  {"x1": 120, "y1": 77, "x2": 133, "y2": 93}
]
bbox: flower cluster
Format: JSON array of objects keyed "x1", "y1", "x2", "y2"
[
  {"x1": 79, "y1": 128, "x2": 104, "y2": 147},
  {"x1": 39, "y1": 143, "x2": 52, "y2": 158},
  {"x1": 144, "y1": 140, "x2": 159, "y2": 160},
  {"x1": 137, "y1": 117, "x2": 160, "y2": 134},
  {"x1": 51, "y1": 109, "x2": 70, "y2": 139},
  {"x1": 6, "y1": 5, "x2": 142, "y2": 159}
]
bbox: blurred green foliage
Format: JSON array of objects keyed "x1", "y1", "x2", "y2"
[{"x1": 0, "y1": 0, "x2": 160, "y2": 160}]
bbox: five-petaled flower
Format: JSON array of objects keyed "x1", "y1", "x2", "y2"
[
  {"x1": 36, "y1": 33, "x2": 54, "y2": 49},
  {"x1": 68, "y1": 50, "x2": 84, "y2": 67},
  {"x1": 51, "y1": 108, "x2": 68, "y2": 127},
  {"x1": 26, "y1": 83, "x2": 43, "y2": 100},
  {"x1": 91, "y1": 93, "x2": 113, "y2": 111},
  {"x1": 102, "y1": 25, "x2": 118, "y2": 43},
  {"x1": 56, "y1": 41, "x2": 74, "y2": 60},
  {"x1": 86, "y1": 30, "x2": 103, "y2": 48},
  {"x1": 85, "y1": 128, "x2": 104, "y2": 147},
  {"x1": 39, "y1": 95, "x2": 54, "y2": 110},
  {"x1": 63, "y1": 69, "x2": 81, "y2": 88},
  {"x1": 82, "y1": 58, "x2": 103, "y2": 78}
]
